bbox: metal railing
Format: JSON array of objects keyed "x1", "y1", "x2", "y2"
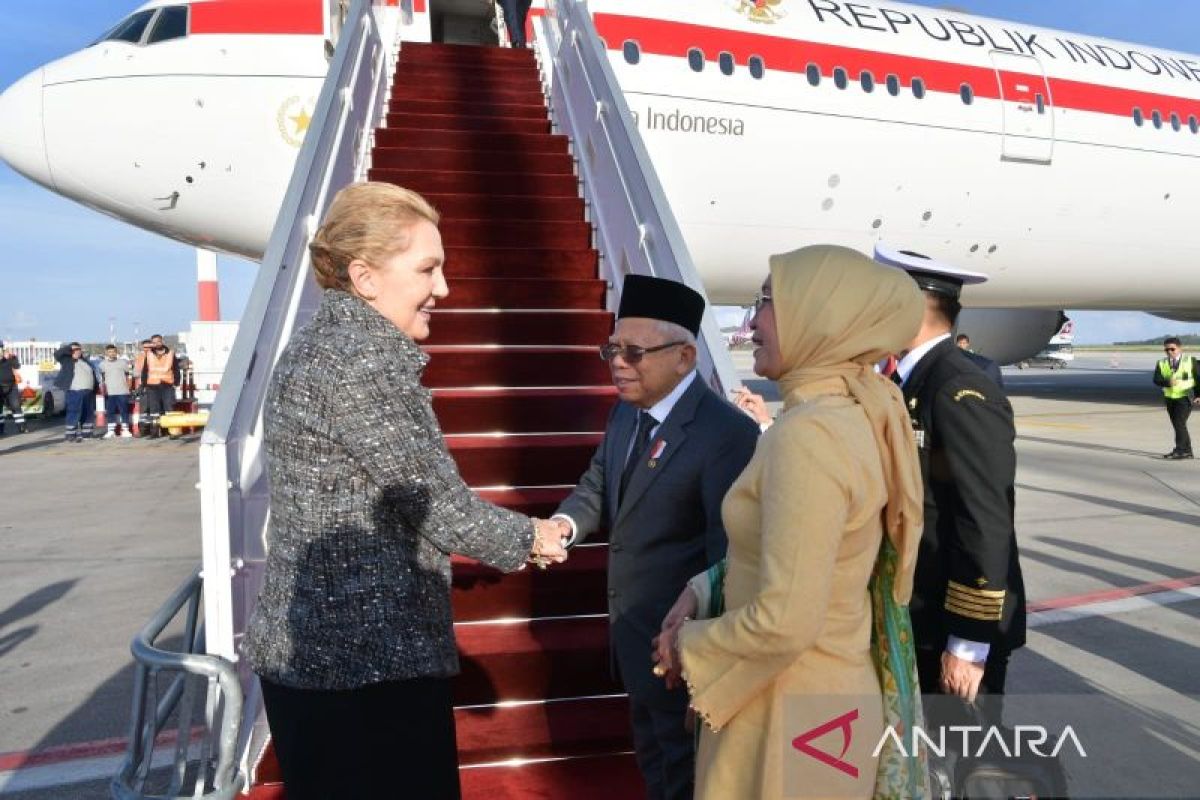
[
  {"x1": 111, "y1": 571, "x2": 243, "y2": 800},
  {"x1": 537, "y1": 0, "x2": 742, "y2": 396}
]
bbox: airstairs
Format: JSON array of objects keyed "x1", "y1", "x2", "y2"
[{"x1": 115, "y1": 1, "x2": 741, "y2": 797}]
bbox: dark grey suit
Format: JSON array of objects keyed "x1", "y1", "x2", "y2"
[{"x1": 556, "y1": 374, "x2": 758, "y2": 800}]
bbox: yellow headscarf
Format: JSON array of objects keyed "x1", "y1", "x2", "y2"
[{"x1": 768, "y1": 245, "x2": 925, "y2": 602}]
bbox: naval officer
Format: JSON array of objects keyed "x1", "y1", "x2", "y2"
[
  {"x1": 550, "y1": 274, "x2": 759, "y2": 800},
  {"x1": 875, "y1": 244, "x2": 1027, "y2": 724}
]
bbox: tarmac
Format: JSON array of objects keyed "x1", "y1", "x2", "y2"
[{"x1": 1, "y1": 351, "x2": 1197, "y2": 798}]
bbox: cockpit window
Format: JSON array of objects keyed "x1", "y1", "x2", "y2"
[
  {"x1": 147, "y1": 6, "x2": 189, "y2": 44},
  {"x1": 100, "y1": 9, "x2": 156, "y2": 44}
]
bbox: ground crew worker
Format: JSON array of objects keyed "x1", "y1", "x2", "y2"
[
  {"x1": 1153, "y1": 336, "x2": 1198, "y2": 460},
  {"x1": 99, "y1": 344, "x2": 134, "y2": 439},
  {"x1": 874, "y1": 244, "x2": 1027, "y2": 727},
  {"x1": 134, "y1": 336, "x2": 177, "y2": 438},
  {"x1": 0, "y1": 343, "x2": 26, "y2": 435}
]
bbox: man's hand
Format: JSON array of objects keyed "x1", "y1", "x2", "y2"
[
  {"x1": 940, "y1": 650, "x2": 985, "y2": 702},
  {"x1": 528, "y1": 519, "x2": 569, "y2": 568}
]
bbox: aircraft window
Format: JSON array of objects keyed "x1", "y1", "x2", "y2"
[
  {"x1": 1152, "y1": 110, "x2": 1163, "y2": 129},
  {"x1": 1133, "y1": 108, "x2": 1144, "y2": 126},
  {"x1": 960, "y1": 83, "x2": 973, "y2": 105},
  {"x1": 719, "y1": 52, "x2": 735, "y2": 76},
  {"x1": 1035, "y1": 93, "x2": 1046, "y2": 114},
  {"x1": 688, "y1": 48, "x2": 705, "y2": 73},
  {"x1": 1170, "y1": 112, "x2": 1182, "y2": 132},
  {"x1": 806, "y1": 63, "x2": 821, "y2": 87},
  {"x1": 886, "y1": 74, "x2": 900, "y2": 96},
  {"x1": 147, "y1": 6, "x2": 189, "y2": 44},
  {"x1": 749, "y1": 56, "x2": 765, "y2": 80},
  {"x1": 911, "y1": 77, "x2": 926, "y2": 99},
  {"x1": 101, "y1": 9, "x2": 155, "y2": 44},
  {"x1": 1190, "y1": 115, "x2": 1199, "y2": 134},
  {"x1": 622, "y1": 40, "x2": 640, "y2": 65},
  {"x1": 833, "y1": 67, "x2": 848, "y2": 90},
  {"x1": 860, "y1": 71, "x2": 875, "y2": 93}
]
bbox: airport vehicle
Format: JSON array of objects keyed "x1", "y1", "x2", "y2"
[
  {"x1": 1017, "y1": 318, "x2": 1075, "y2": 369},
  {"x1": 2, "y1": 0, "x2": 1200, "y2": 364}
]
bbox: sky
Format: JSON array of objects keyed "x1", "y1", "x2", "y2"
[{"x1": 2, "y1": 2, "x2": 1200, "y2": 346}]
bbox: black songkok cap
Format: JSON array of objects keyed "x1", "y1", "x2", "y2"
[{"x1": 617, "y1": 275, "x2": 705, "y2": 336}]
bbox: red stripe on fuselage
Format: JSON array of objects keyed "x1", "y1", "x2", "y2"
[
  {"x1": 191, "y1": 0, "x2": 324, "y2": 35},
  {"x1": 593, "y1": 13, "x2": 1200, "y2": 123}
]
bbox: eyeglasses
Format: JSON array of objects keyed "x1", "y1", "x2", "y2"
[
  {"x1": 753, "y1": 291, "x2": 773, "y2": 312},
  {"x1": 599, "y1": 341, "x2": 685, "y2": 364},
  {"x1": 1165, "y1": 347, "x2": 1180, "y2": 353}
]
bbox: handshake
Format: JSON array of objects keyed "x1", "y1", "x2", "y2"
[{"x1": 527, "y1": 517, "x2": 572, "y2": 569}]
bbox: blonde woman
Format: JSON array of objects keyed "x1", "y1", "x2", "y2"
[
  {"x1": 243, "y1": 183, "x2": 567, "y2": 799},
  {"x1": 655, "y1": 245, "x2": 929, "y2": 798}
]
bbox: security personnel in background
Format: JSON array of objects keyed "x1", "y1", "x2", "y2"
[
  {"x1": 956, "y1": 332, "x2": 1004, "y2": 387},
  {"x1": 1153, "y1": 336, "x2": 1198, "y2": 459},
  {"x1": 0, "y1": 343, "x2": 26, "y2": 435},
  {"x1": 134, "y1": 335, "x2": 178, "y2": 438},
  {"x1": 874, "y1": 244, "x2": 1026, "y2": 725}
]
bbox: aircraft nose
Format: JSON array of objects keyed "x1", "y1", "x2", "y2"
[{"x1": 0, "y1": 68, "x2": 52, "y2": 189}]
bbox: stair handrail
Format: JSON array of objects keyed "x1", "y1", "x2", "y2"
[
  {"x1": 111, "y1": 570, "x2": 244, "y2": 800},
  {"x1": 537, "y1": 0, "x2": 742, "y2": 397}
]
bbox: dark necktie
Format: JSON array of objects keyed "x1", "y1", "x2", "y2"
[
  {"x1": 619, "y1": 411, "x2": 656, "y2": 503},
  {"x1": 891, "y1": 370, "x2": 904, "y2": 387}
]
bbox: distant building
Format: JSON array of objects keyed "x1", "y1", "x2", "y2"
[{"x1": 4, "y1": 340, "x2": 62, "y2": 372}]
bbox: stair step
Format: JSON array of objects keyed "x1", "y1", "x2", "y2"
[
  {"x1": 445, "y1": 247, "x2": 598, "y2": 278},
  {"x1": 452, "y1": 544, "x2": 608, "y2": 621},
  {"x1": 372, "y1": 167, "x2": 578, "y2": 198},
  {"x1": 454, "y1": 616, "x2": 616, "y2": 704},
  {"x1": 425, "y1": 311, "x2": 612, "y2": 347},
  {"x1": 430, "y1": 193, "x2": 585, "y2": 223},
  {"x1": 392, "y1": 84, "x2": 545, "y2": 105},
  {"x1": 400, "y1": 42, "x2": 537, "y2": 64},
  {"x1": 437, "y1": 277, "x2": 605, "y2": 310},
  {"x1": 457, "y1": 695, "x2": 630, "y2": 765},
  {"x1": 433, "y1": 386, "x2": 615, "y2": 433},
  {"x1": 476, "y1": 486, "x2": 571, "y2": 518},
  {"x1": 461, "y1": 753, "x2": 643, "y2": 799},
  {"x1": 393, "y1": 67, "x2": 544, "y2": 92},
  {"x1": 425, "y1": 346, "x2": 609, "y2": 389},
  {"x1": 439, "y1": 220, "x2": 590, "y2": 250},
  {"x1": 385, "y1": 113, "x2": 551, "y2": 135},
  {"x1": 373, "y1": 147, "x2": 572, "y2": 175},
  {"x1": 446, "y1": 432, "x2": 600, "y2": 486},
  {"x1": 392, "y1": 98, "x2": 549, "y2": 119},
  {"x1": 375, "y1": 128, "x2": 569, "y2": 154}
]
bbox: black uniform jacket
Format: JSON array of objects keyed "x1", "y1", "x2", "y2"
[{"x1": 903, "y1": 338, "x2": 1026, "y2": 654}]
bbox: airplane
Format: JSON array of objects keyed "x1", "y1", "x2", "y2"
[{"x1": 2, "y1": 0, "x2": 1200, "y2": 364}]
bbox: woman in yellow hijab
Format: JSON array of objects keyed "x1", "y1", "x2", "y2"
[{"x1": 654, "y1": 245, "x2": 929, "y2": 798}]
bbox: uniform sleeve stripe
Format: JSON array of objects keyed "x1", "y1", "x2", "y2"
[
  {"x1": 944, "y1": 595, "x2": 1005, "y2": 614},
  {"x1": 946, "y1": 585, "x2": 1006, "y2": 605},
  {"x1": 945, "y1": 599, "x2": 1004, "y2": 621},
  {"x1": 947, "y1": 580, "x2": 1006, "y2": 598}
]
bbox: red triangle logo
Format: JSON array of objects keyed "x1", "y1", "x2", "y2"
[{"x1": 790, "y1": 708, "x2": 860, "y2": 779}]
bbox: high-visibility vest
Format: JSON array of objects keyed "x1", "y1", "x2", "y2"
[
  {"x1": 144, "y1": 350, "x2": 176, "y2": 386},
  {"x1": 1158, "y1": 355, "x2": 1195, "y2": 399}
]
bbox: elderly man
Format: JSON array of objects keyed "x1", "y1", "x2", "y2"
[{"x1": 551, "y1": 275, "x2": 758, "y2": 800}]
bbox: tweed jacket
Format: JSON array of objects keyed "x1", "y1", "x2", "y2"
[{"x1": 244, "y1": 289, "x2": 534, "y2": 690}]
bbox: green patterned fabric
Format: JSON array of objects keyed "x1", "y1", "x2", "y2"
[
  {"x1": 869, "y1": 537, "x2": 931, "y2": 799},
  {"x1": 704, "y1": 559, "x2": 727, "y2": 618}
]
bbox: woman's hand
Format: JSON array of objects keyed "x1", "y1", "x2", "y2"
[
  {"x1": 528, "y1": 518, "x2": 569, "y2": 568},
  {"x1": 651, "y1": 586, "x2": 699, "y2": 690},
  {"x1": 732, "y1": 387, "x2": 772, "y2": 426}
]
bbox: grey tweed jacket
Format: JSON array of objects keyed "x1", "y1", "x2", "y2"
[{"x1": 243, "y1": 289, "x2": 535, "y2": 690}]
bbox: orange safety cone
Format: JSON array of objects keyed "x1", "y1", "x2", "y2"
[
  {"x1": 131, "y1": 398, "x2": 141, "y2": 437},
  {"x1": 94, "y1": 388, "x2": 106, "y2": 431}
]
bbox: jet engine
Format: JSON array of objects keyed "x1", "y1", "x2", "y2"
[{"x1": 955, "y1": 309, "x2": 1067, "y2": 366}]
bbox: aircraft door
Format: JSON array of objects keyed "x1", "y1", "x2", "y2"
[{"x1": 989, "y1": 50, "x2": 1054, "y2": 164}]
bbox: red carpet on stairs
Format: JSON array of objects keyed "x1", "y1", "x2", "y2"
[{"x1": 250, "y1": 41, "x2": 644, "y2": 798}]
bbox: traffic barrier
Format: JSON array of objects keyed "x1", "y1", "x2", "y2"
[{"x1": 159, "y1": 411, "x2": 209, "y2": 437}]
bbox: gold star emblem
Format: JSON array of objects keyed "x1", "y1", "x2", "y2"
[
  {"x1": 289, "y1": 108, "x2": 312, "y2": 135},
  {"x1": 976, "y1": 577, "x2": 989, "y2": 587}
]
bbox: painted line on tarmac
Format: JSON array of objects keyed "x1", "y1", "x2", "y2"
[
  {"x1": 1028, "y1": 574, "x2": 1200, "y2": 628},
  {"x1": 0, "y1": 731, "x2": 196, "y2": 794}
]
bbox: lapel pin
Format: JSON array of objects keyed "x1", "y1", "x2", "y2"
[{"x1": 648, "y1": 439, "x2": 666, "y2": 468}]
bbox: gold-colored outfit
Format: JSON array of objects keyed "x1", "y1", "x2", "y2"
[{"x1": 678, "y1": 246, "x2": 926, "y2": 799}]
